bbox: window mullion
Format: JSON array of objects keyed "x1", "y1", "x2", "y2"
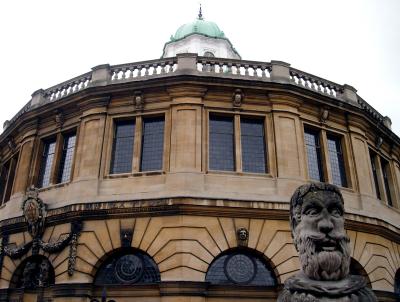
[
  {"x1": 50, "y1": 133, "x2": 63, "y2": 185},
  {"x1": 320, "y1": 130, "x2": 331, "y2": 183},
  {"x1": 132, "y1": 116, "x2": 142, "y2": 172},
  {"x1": 234, "y1": 115, "x2": 242, "y2": 172},
  {"x1": 375, "y1": 156, "x2": 387, "y2": 203}
]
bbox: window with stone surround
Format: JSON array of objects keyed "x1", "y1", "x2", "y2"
[
  {"x1": 209, "y1": 113, "x2": 268, "y2": 173},
  {"x1": 369, "y1": 150, "x2": 395, "y2": 206},
  {"x1": 303, "y1": 126, "x2": 349, "y2": 188},
  {"x1": 109, "y1": 115, "x2": 165, "y2": 174},
  {"x1": 37, "y1": 130, "x2": 77, "y2": 188},
  {"x1": 0, "y1": 152, "x2": 19, "y2": 204},
  {"x1": 206, "y1": 248, "x2": 277, "y2": 286},
  {"x1": 94, "y1": 249, "x2": 160, "y2": 285}
]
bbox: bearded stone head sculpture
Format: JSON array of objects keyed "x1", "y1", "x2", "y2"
[
  {"x1": 290, "y1": 183, "x2": 350, "y2": 281},
  {"x1": 278, "y1": 183, "x2": 377, "y2": 302}
]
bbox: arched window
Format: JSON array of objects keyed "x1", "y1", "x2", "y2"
[
  {"x1": 203, "y1": 51, "x2": 215, "y2": 57},
  {"x1": 350, "y1": 258, "x2": 371, "y2": 287},
  {"x1": 10, "y1": 255, "x2": 55, "y2": 289},
  {"x1": 395, "y1": 268, "x2": 400, "y2": 296},
  {"x1": 94, "y1": 249, "x2": 160, "y2": 285},
  {"x1": 206, "y1": 248, "x2": 277, "y2": 286}
]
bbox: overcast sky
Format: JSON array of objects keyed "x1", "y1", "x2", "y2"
[{"x1": 1, "y1": 0, "x2": 399, "y2": 135}]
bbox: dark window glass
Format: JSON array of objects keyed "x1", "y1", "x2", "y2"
[
  {"x1": 241, "y1": 118, "x2": 266, "y2": 173},
  {"x1": 140, "y1": 117, "x2": 164, "y2": 171},
  {"x1": 381, "y1": 158, "x2": 393, "y2": 206},
  {"x1": 206, "y1": 249, "x2": 276, "y2": 286},
  {"x1": 57, "y1": 133, "x2": 76, "y2": 183},
  {"x1": 350, "y1": 258, "x2": 371, "y2": 288},
  {"x1": 370, "y1": 152, "x2": 381, "y2": 199},
  {"x1": 94, "y1": 250, "x2": 160, "y2": 285},
  {"x1": 3, "y1": 157, "x2": 17, "y2": 203},
  {"x1": 209, "y1": 115, "x2": 235, "y2": 171},
  {"x1": 395, "y1": 269, "x2": 400, "y2": 296},
  {"x1": 327, "y1": 135, "x2": 347, "y2": 187},
  {"x1": 304, "y1": 129, "x2": 324, "y2": 181},
  {"x1": 111, "y1": 121, "x2": 135, "y2": 174},
  {"x1": 0, "y1": 162, "x2": 10, "y2": 203},
  {"x1": 38, "y1": 140, "x2": 56, "y2": 188},
  {"x1": 11, "y1": 255, "x2": 55, "y2": 289}
]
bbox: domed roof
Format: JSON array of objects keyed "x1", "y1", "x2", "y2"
[{"x1": 171, "y1": 15, "x2": 225, "y2": 41}]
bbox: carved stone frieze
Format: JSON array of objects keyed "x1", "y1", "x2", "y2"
[{"x1": 1, "y1": 187, "x2": 84, "y2": 276}]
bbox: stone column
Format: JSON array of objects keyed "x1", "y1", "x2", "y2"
[
  {"x1": 11, "y1": 120, "x2": 38, "y2": 198},
  {"x1": 70, "y1": 97, "x2": 109, "y2": 200}
]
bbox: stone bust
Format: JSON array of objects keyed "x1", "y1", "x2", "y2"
[{"x1": 278, "y1": 183, "x2": 376, "y2": 302}]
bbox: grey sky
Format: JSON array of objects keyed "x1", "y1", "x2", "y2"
[{"x1": 1, "y1": 0, "x2": 399, "y2": 135}]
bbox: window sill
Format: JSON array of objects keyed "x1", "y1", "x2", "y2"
[
  {"x1": 105, "y1": 170, "x2": 165, "y2": 179},
  {"x1": 207, "y1": 170, "x2": 273, "y2": 178},
  {"x1": 38, "y1": 181, "x2": 71, "y2": 192}
]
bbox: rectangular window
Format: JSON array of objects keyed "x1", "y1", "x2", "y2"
[
  {"x1": 140, "y1": 116, "x2": 165, "y2": 171},
  {"x1": 38, "y1": 140, "x2": 56, "y2": 188},
  {"x1": 57, "y1": 133, "x2": 77, "y2": 183},
  {"x1": 0, "y1": 154, "x2": 18, "y2": 204},
  {"x1": 327, "y1": 135, "x2": 347, "y2": 187},
  {"x1": 110, "y1": 121, "x2": 135, "y2": 174},
  {"x1": 381, "y1": 158, "x2": 393, "y2": 206},
  {"x1": 370, "y1": 151, "x2": 381, "y2": 199},
  {"x1": 209, "y1": 115, "x2": 235, "y2": 171},
  {"x1": 304, "y1": 129, "x2": 324, "y2": 182},
  {"x1": 241, "y1": 118, "x2": 266, "y2": 173},
  {"x1": 0, "y1": 163, "x2": 9, "y2": 202}
]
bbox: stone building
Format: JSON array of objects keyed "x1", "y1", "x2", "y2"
[{"x1": 0, "y1": 12, "x2": 399, "y2": 302}]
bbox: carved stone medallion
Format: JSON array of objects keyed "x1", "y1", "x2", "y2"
[{"x1": 22, "y1": 186, "x2": 46, "y2": 238}]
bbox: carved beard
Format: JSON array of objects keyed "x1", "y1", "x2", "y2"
[{"x1": 294, "y1": 231, "x2": 351, "y2": 281}]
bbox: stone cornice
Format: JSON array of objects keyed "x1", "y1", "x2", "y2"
[{"x1": 1, "y1": 198, "x2": 400, "y2": 244}]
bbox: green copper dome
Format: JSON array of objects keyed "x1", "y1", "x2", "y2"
[{"x1": 171, "y1": 18, "x2": 225, "y2": 41}]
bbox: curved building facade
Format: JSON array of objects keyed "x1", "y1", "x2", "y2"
[{"x1": 0, "y1": 16, "x2": 399, "y2": 302}]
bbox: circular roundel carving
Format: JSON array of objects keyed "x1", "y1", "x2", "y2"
[
  {"x1": 224, "y1": 252, "x2": 257, "y2": 284},
  {"x1": 114, "y1": 254, "x2": 144, "y2": 283}
]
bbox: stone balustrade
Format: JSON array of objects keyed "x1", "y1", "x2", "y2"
[
  {"x1": 111, "y1": 57, "x2": 177, "y2": 82},
  {"x1": 3, "y1": 53, "x2": 388, "y2": 132},
  {"x1": 289, "y1": 67, "x2": 343, "y2": 98},
  {"x1": 196, "y1": 57, "x2": 272, "y2": 79}
]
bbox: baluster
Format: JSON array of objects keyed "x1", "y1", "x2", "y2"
[
  {"x1": 219, "y1": 62, "x2": 224, "y2": 74},
  {"x1": 160, "y1": 63, "x2": 166, "y2": 74},
  {"x1": 244, "y1": 64, "x2": 250, "y2": 76},
  {"x1": 235, "y1": 64, "x2": 240, "y2": 75},
  {"x1": 152, "y1": 64, "x2": 158, "y2": 75},
  {"x1": 253, "y1": 65, "x2": 259, "y2": 77},
  {"x1": 144, "y1": 64, "x2": 150, "y2": 76}
]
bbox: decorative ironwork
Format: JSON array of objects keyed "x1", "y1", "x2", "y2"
[
  {"x1": 224, "y1": 253, "x2": 256, "y2": 284},
  {"x1": 95, "y1": 250, "x2": 160, "y2": 285},
  {"x1": 206, "y1": 249, "x2": 277, "y2": 286},
  {"x1": 15, "y1": 256, "x2": 55, "y2": 290},
  {"x1": 115, "y1": 254, "x2": 144, "y2": 283}
]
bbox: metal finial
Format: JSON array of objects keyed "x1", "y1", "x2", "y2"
[{"x1": 198, "y1": 3, "x2": 203, "y2": 20}]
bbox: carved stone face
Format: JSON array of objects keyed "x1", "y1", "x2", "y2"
[
  {"x1": 293, "y1": 190, "x2": 350, "y2": 281},
  {"x1": 237, "y1": 228, "x2": 248, "y2": 241}
]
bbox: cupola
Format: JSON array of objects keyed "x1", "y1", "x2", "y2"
[{"x1": 162, "y1": 6, "x2": 240, "y2": 59}]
